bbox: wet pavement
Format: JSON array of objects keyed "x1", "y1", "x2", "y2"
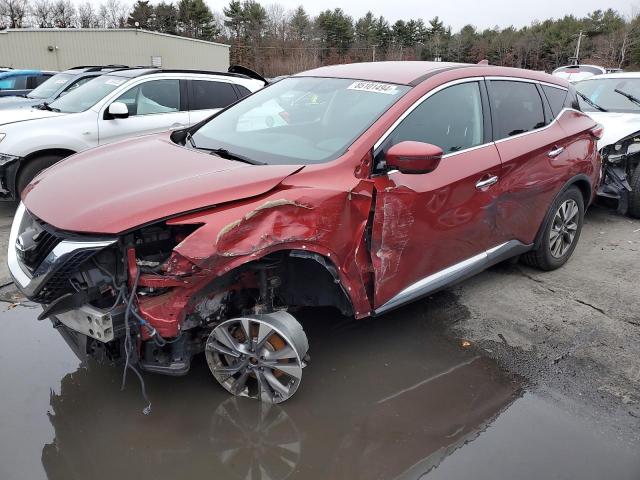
[{"x1": 1, "y1": 298, "x2": 638, "y2": 480}]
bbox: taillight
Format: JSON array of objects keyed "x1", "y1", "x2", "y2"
[{"x1": 590, "y1": 123, "x2": 604, "y2": 140}]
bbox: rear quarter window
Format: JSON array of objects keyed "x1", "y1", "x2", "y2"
[
  {"x1": 542, "y1": 85, "x2": 568, "y2": 118},
  {"x1": 490, "y1": 80, "x2": 546, "y2": 140}
]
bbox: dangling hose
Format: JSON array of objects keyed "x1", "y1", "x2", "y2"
[{"x1": 120, "y1": 268, "x2": 152, "y2": 415}]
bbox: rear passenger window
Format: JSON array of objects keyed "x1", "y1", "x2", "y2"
[
  {"x1": 190, "y1": 80, "x2": 238, "y2": 110},
  {"x1": 383, "y1": 82, "x2": 485, "y2": 155},
  {"x1": 490, "y1": 81, "x2": 546, "y2": 140},
  {"x1": 542, "y1": 85, "x2": 568, "y2": 118}
]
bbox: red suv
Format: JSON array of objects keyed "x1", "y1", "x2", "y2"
[{"x1": 9, "y1": 62, "x2": 601, "y2": 404}]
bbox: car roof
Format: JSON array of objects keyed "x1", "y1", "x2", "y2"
[
  {"x1": 578, "y1": 72, "x2": 640, "y2": 81},
  {"x1": 295, "y1": 61, "x2": 567, "y2": 87},
  {"x1": 61, "y1": 65, "x2": 129, "y2": 75},
  {"x1": 108, "y1": 67, "x2": 256, "y2": 81},
  {"x1": 0, "y1": 69, "x2": 44, "y2": 78}
]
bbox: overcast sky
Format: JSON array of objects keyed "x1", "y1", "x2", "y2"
[
  {"x1": 69, "y1": 0, "x2": 638, "y2": 31},
  {"x1": 259, "y1": 0, "x2": 638, "y2": 30}
]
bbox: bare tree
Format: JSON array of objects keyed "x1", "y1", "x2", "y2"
[
  {"x1": 0, "y1": 0, "x2": 29, "y2": 28},
  {"x1": 618, "y1": 8, "x2": 640, "y2": 68},
  {"x1": 31, "y1": 0, "x2": 53, "y2": 27},
  {"x1": 52, "y1": 0, "x2": 75, "y2": 27},
  {"x1": 100, "y1": 0, "x2": 129, "y2": 28},
  {"x1": 77, "y1": 1, "x2": 98, "y2": 28}
]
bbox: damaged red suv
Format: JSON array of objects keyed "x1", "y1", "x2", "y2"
[{"x1": 9, "y1": 62, "x2": 601, "y2": 403}]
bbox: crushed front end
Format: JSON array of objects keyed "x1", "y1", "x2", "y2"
[
  {"x1": 7, "y1": 202, "x2": 320, "y2": 403},
  {"x1": 598, "y1": 131, "x2": 640, "y2": 215}
]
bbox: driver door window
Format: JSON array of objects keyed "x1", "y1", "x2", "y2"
[
  {"x1": 379, "y1": 81, "x2": 485, "y2": 164},
  {"x1": 98, "y1": 79, "x2": 188, "y2": 146}
]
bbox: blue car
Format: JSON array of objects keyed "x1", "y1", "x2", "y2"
[
  {"x1": 0, "y1": 69, "x2": 57, "y2": 97},
  {"x1": 0, "y1": 65, "x2": 128, "y2": 110}
]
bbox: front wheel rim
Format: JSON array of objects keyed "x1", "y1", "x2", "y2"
[
  {"x1": 205, "y1": 313, "x2": 308, "y2": 403},
  {"x1": 549, "y1": 199, "x2": 579, "y2": 258}
]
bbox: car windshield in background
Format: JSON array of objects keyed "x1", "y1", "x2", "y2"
[
  {"x1": 191, "y1": 77, "x2": 411, "y2": 165},
  {"x1": 575, "y1": 78, "x2": 640, "y2": 113},
  {"x1": 27, "y1": 73, "x2": 74, "y2": 99},
  {"x1": 48, "y1": 75, "x2": 127, "y2": 113}
]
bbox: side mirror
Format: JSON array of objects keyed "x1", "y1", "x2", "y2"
[
  {"x1": 385, "y1": 141, "x2": 443, "y2": 174},
  {"x1": 107, "y1": 101, "x2": 129, "y2": 119}
]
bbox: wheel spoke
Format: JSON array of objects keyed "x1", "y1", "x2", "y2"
[
  {"x1": 262, "y1": 369, "x2": 291, "y2": 397},
  {"x1": 207, "y1": 340, "x2": 241, "y2": 358},
  {"x1": 272, "y1": 363, "x2": 302, "y2": 380},
  {"x1": 262, "y1": 345, "x2": 297, "y2": 361},
  {"x1": 231, "y1": 369, "x2": 250, "y2": 395},
  {"x1": 215, "y1": 327, "x2": 243, "y2": 352}
]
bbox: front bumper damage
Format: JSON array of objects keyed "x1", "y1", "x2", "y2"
[{"x1": 597, "y1": 131, "x2": 640, "y2": 214}]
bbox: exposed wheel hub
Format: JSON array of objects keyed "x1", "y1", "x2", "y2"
[{"x1": 205, "y1": 311, "x2": 309, "y2": 403}]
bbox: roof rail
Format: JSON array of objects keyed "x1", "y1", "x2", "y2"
[
  {"x1": 137, "y1": 68, "x2": 257, "y2": 80},
  {"x1": 69, "y1": 64, "x2": 129, "y2": 71}
]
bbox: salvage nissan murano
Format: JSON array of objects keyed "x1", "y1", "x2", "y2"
[{"x1": 9, "y1": 61, "x2": 602, "y2": 404}]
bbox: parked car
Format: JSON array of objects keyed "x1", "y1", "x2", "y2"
[
  {"x1": 8, "y1": 62, "x2": 601, "y2": 404},
  {"x1": 0, "y1": 69, "x2": 56, "y2": 97},
  {"x1": 552, "y1": 64, "x2": 609, "y2": 82},
  {"x1": 0, "y1": 65, "x2": 127, "y2": 111},
  {"x1": 0, "y1": 66, "x2": 265, "y2": 199},
  {"x1": 575, "y1": 72, "x2": 640, "y2": 217}
]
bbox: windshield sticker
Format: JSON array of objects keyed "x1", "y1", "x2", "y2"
[
  {"x1": 347, "y1": 81, "x2": 399, "y2": 95},
  {"x1": 104, "y1": 78, "x2": 126, "y2": 86}
]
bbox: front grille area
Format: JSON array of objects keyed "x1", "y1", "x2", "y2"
[
  {"x1": 31, "y1": 250, "x2": 98, "y2": 304},
  {"x1": 23, "y1": 219, "x2": 61, "y2": 273},
  {"x1": 13, "y1": 207, "x2": 115, "y2": 304}
]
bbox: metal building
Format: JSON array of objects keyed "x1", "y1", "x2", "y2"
[{"x1": 0, "y1": 28, "x2": 230, "y2": 71}]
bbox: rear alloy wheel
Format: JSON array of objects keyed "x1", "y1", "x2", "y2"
[
  {"x1": 549, "y1": 199, "x2": 580, "y2": 258},
  {"x1": 522, "y1": 186, "x2": 584, "y2": 271},
  {"x1": 205, "y1": 311, "x2": 309, "y2": 403}
]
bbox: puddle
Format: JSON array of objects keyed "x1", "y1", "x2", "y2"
[{"x1": 0, "y1": 300, "x2": 638, "y2": 480}]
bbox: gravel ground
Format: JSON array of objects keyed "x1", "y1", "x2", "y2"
[{"x1": 447, "y1": 205, "x2": 640, "y2": 443}]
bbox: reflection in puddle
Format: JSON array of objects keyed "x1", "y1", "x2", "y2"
[
  {"x1": 210, "y1": 399, "x2": 301, "y2": 480},
  {"x1": 1, "y1": 300, "x2": 526, "y2": 480}
]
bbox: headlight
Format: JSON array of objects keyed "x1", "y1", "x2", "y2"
[{"x1": 0, "y1": 153, "x2": 19, "y2": 166}]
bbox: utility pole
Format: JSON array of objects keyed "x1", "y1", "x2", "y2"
[{"x1": 570, "y1": 31, "x2": 584, "y2": 65}]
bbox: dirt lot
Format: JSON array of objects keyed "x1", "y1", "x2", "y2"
[{"x1": 0, "y1": 202, "x2": 638, "y2": 480}]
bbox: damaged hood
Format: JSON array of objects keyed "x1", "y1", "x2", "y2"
[
  {"x1": 22, "y1": 133, "x2": 302, "y2": 234},
  {"x1": 0, "y1": 107, "x2": 63, "y2": 125},
  {"x1": 587, "y1": 111, "x2": 640, "y2": 149}
]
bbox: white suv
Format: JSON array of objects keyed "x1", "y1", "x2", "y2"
[{"x1": 0, "y1": 67, "x2": 265, "y2": 199}]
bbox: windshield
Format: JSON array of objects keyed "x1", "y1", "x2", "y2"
[
  {"x1": 48, "y1": 75, "x2": 127, "y2": 113},
  {"x1": 190, "y1": 77, "x2": 410, "y2": 165},
  {"x1": 575, "y1": 78, "x2": 640, "y2": 113},
  {"x1": 27, "y1": 73, "x2": 74, "y2": 99}
]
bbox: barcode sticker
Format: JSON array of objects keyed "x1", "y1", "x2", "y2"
[{"x1": 347, "y1": 81, "x2": 399, "y2": 94}]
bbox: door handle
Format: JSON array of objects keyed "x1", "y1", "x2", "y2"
[
  {"x1": 169, "y1": 123, "x2": 186, "y2": 130},
  {"x1": 548, "y1": 146, "x2": 565, "y2": 158},
  {"x1": 476, "y1": 175, "x2": 499, "y2": 190}
]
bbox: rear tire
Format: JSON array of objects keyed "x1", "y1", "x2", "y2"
[
  {"x1": 522, "y1": 186, "x2": 584, "y2": 271},
  {"x1": 628, "y1": 165, "x2": 640, "y2": 219},
  {"x1": 16, "y1": 154, "x2": 65, "y2": 196}
]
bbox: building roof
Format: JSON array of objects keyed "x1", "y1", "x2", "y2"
[{"x1": 0, "y1": 28, "x2": 230, "y2": 49}]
